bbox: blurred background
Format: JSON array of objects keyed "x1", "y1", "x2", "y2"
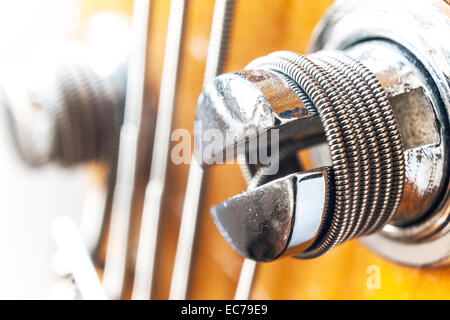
[{"x1": 0, "y1": 0, "x2": 131, "y2": 299}]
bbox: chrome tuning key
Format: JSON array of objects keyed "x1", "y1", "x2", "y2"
[
  {"x1": 196, "y1": 50, "x2": 406, "y2": 261},
  {"x1": 1, "y1": 15, "x2": 128, "y2": 168},
  {"x1": 212, "y1": 168, "x2": 332, "y2": 262},
  {"x1": 0, "y1": 13, "x2": 131, "y2": 300},
  {"x1": 195, "y1": 0, "x2": 450, "y2": 269}
]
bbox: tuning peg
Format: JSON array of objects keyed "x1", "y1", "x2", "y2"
[
  {"x1": 212, "y1": 167, "x2": 332, "y2": 262},
  {"x1": 1, "y1": 14, "x2": 128, "y2": 167},
  {"x1": 194, "y1": 38, "x2": 448, "y2": 264},
  {"x1": 2, "y1": 60, "x2": 126, "y2": 167},
  {"x1": 194, "y1": 69, "x2": 324, "y2": 168}
]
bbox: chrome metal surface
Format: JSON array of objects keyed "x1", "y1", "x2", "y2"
[
  {"x1": 310, "y1": 0, "x2": 450, "y2": 266},
  {"x1": 132, "y1": 0, "x2": 189, "y2": 300},
  {"x1": 213, "y1": 168, "x2": 331, "y2": 261},
  {"x1": 346, "y1": 41, "x2": 445, "y2": 227},
  {"x1": 169, "y1": 0, "x2": 235, "y2": 300},
  {"x1": 202, "y1": 0, "x2": 450, "y2": 269},
  {"x1": 195, "y1": 69, "x2": 321, "y2": 167},
  {"x1": 103, "y1": 0, "x2": 152, "y2": 299},
  {"x1": 232, "y1": 136, "x2": 325, "y2": 298},
  {"x1": 200, "y1": 49, "x2": 406, "y2": 262}
]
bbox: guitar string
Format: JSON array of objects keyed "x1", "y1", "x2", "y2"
[
  {"x1": 169, "y1": 0, "x2": 236, "y2": 300},
  {"x1": 132, "y1": 0, "x2": 190, "y2": 300},
  {"x1": 102, "y1": 0, "x2": 152, "y2": 299}
]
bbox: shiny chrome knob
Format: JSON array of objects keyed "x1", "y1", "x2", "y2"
[
  {"x1": 197, "y1": 49, "x2": 408, "y2": 260},
  {"x1": 212, "y1": 167, "x2": 331, "y2": 261},
  {"x1": 194, "y1": 0, "x2": 450, "y2": 266}
]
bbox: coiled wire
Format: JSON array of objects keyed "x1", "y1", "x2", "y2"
[
  {"x1": 4, "y1": 61, "x2": 125, "y2": 167},
  {"x1": 245, "y1": 50, "x2": 405, "y2": 258},
  {"x1": 54, "y1": 63, "x2": 125, "y2": 166}
]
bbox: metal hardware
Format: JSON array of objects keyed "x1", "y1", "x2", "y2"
[
  {"x1": 213, "y1": 168, "x2": 332, "y2": 261},
  {"x1": 195, "y1": 0, "x2": 449, "y2": 269},
  {"x1": 1, "y1": 42, "x2": 126, "y2": 167},
  {"x1": 197, "y1": 51, "x2": 405, "y2": 260},
  {"x1": 310, "y1": 0, "x2": 450, "y2": 267}
]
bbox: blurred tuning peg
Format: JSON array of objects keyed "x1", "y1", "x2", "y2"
[
  {"x1": 0, "y1": 13, "x2": 133, "y2": 300},
  {"x1": 1, "y1": 12, "x2": 129, "y2": 167}
]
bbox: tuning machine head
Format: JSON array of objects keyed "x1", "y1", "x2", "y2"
[
  {"x1": 195, "y1": 68, "x2": 322, "y2": 168},
  {"x1": 212, "y1": 167, "x2": 332, "y2": 262},
  {"x1": 1, "y1": 13, "x2": 129, "y2": 167},
  {"x1": 194, "y1": 0, "x2": 450, "y2": 266}
]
